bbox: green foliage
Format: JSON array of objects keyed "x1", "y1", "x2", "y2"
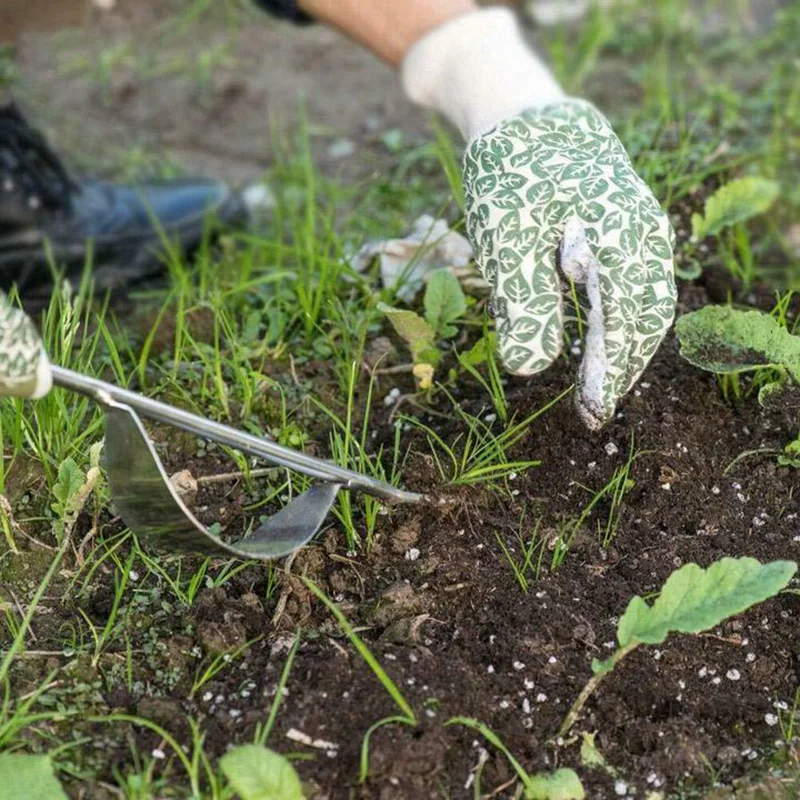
[
  {"x1": 423, "y1": 269, "x2": 467, "y2": 337},
  {"x1": 527, "y1": 770, "x2": 587, "y2": 800},
  {"x1": 676, "y1": 306, "x2": 800, "y2": 382},
  {"x1": 379, "y1": 268, "x2": 467, "y2": 388},
  {"x1": 562, "y1": 557, "x2": 796, "y2": 735},
  {"x1": 0, "y1": 754, "x2": 67, "y2": 800},
  {"x1": 51, "y1": 458, "x2": 87, "y2": 518},
  {"x1": 377, "y1": 306, "x2": 438, "y2": 366},
  {"x1": 446, "y1": 717, "x2": 584, "y2": 800},
  {"x1": 778, "y1": 438, "x2": 800, "y2": 467},
  {"x1": 220, "y1": 744, "x2": 303, "y2": 800},
  {"x1": 593, "y1": 557, "x2": 796, "y2": 674},
  {"x1": 691, "y1": 177, "x2": 779, "y2": 240}
]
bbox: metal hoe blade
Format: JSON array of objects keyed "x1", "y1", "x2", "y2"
[{"x1": 52, "y1": 366, "x2": 422, "y2": 560}]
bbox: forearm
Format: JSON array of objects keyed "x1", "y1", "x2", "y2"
[
  {"x1": 298, "y1": 0, "x2": 476, "y2": 67},
  {"x1": 297, "y1": 0, "x2": 564, "y2": 140}
]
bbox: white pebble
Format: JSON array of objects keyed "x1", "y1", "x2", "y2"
[
  {"x1": 405, "y1": 548, "x2": 420, "y2": 561},
  {"x1": 764, "y1": 713, "x2": 779, "y2": 726},
  {"x1": 614, "y1": 779, "x2": 628, "y2": 796},
  {"x1": 726, "y1": 669, "x2": 741, "y2": 681}
]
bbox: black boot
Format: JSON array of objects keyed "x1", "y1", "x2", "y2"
[{"x1": 0, "y1": 103, "x2": 247, "y2": 295}]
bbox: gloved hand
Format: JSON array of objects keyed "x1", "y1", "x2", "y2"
[
  {"x1": 402, "y1": 8, "x2": 676, "y2": 428},
  {"x1": 0, "y1": 293, "x2": 52, "y2": 399}
]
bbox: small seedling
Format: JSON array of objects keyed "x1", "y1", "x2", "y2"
[
  {"x1": 379, "y1": 268, "x2": 467, "y2": 389},
  {"x1": 495, "y1": 510, "x2": 548, "y2": 592},
  {"x1": 560, "y1": 556, "x2": 797, "y2": 735},
  {"x1": 446, "y1": 717, "x2": 585, "y2": 799},
  {"x1": 303, "y1": 578, "x2": 418, "y2": 783},
  {"x1": 402, "y1": 385, "x2": 570, "y2": 487}
]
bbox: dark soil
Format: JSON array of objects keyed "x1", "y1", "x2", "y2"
[
  {"x1": 16, "y1": 277, "x2": 792, "y2": 800},
  {"x1": 3, "y1": 2, "x2": 798, "y2": 798}
]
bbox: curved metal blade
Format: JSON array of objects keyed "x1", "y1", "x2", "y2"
[
  {"x1": 102, "y1": 395, "x2": 339, "y2": 561},
  {"x1": 52, "y1": 366, "x2": 422, "y2": 504}
]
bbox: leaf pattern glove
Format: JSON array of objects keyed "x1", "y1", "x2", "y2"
[
  {"x1": 0, "y1": 292, "x2": 52, "y2": 399},
  {"x1": 463, "y1": 100, "x2": 677, "y2": 428}
]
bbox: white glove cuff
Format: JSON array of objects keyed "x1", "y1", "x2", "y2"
[{"x1": 401, "y1": 7, "x2": 566, "y2": 141}]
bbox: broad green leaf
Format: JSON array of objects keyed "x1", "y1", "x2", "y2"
[
  {"x1": 423, "y1": 269, "x2": 466, "y2": 337},
  {"x1": 220, "y1": 745, "x2": 303, "y2": 800},
  {"x1": 0, "y1": 754, "x2": 67, "y2": 800},
  {"x1": 378, "y1": 304, "x2": 437, "y2": 362},
  {"x1": 675, "y1": 306, "x2": 800, "y2": 382},
  {"x1": 526, "y1": 769, "x2": 586, "y2": 800},
  {"x1": 616, "y1": 557, "x2": 797, "y2": 648},
  {"x1": 52, "y1": 457, "x2": 85, "y2": 516},
  {"x1": 692, "y1": 177, "x2": 779, "y2": 239}
]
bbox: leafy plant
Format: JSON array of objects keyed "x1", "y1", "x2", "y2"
[
  {"x1": 560, "y1": 557, "x2": 797, "y2": 735},
  {"x1": 676, "y1": 306, "x2": 800, "y2": 380},
  {"x1": 675, "y1": 176, "x2": 780, "y2": 286},
  {"x1": 676, "y1": 305, "x2": 800, "y2": 463},
  {"x1": 0, "y1": 753, "x2": 67, "y2": 800},
  {"x1": 691, "y1": 176, "x2": 779, "y2": 240},
  {"x1": 220, "y1": 744, "x2": 303, "y2": 800},
  {"x1": 379, "y1": 268, "x2": 467, "y2": 389},
  {"x1": 446, "y1": 717, "x2": 584, "y2": 799}
]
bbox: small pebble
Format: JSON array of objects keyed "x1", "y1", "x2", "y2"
[{"x1": 726, "y1": 669, "x2": 741, "y2": 681}]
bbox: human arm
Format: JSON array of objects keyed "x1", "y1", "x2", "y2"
[{"x1": 296, "y1": 0, "x2": 678, "y2": 427}]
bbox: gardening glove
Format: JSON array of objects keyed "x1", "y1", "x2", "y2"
[
  {"x1": 0, "y1": 292, "x2": 52, "y2": 399},
  {"x1": 402, "y1": 8, "x2": 677, "y2": 428}
]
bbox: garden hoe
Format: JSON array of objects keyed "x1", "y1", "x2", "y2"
[{"x1": 47, "y1": 366, "x2": 422, "y2": 561}]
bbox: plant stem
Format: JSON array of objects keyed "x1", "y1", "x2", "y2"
[{"x1": 558, "y1": 641, "x2": 639, "y2": 737}]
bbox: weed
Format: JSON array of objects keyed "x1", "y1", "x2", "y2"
[
  {"x1": 495, "y1": 510, "x2": 548, "y2": 592},
  {"x1": 303, "y1": 578, "x2": 417, "y2": 783},
  {"x1": 551, "y1": 437, "x2": 639, "y2": 569},
  {"x1": 403, "y1": 385, "x2": 570, "y2": 487},
  {"x1": 190, "y1": 635, "x2": 263, "y2": 699},
  {"x1": 79, "y1": 549, "x2": 136, "y2": 668},
  {"x1": 380, "y1": 267, "x2": 468, "y2": 390},
  {"x1": 253, "y1": 634, "x2": 300, "y2": 747},
  {"x1": 446, "y1": 717, "x2": 585, "y2": 799}
]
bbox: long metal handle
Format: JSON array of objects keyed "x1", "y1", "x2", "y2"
[{"x1": 51, "y1": 366, "x2": 421, "y2": 503}]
